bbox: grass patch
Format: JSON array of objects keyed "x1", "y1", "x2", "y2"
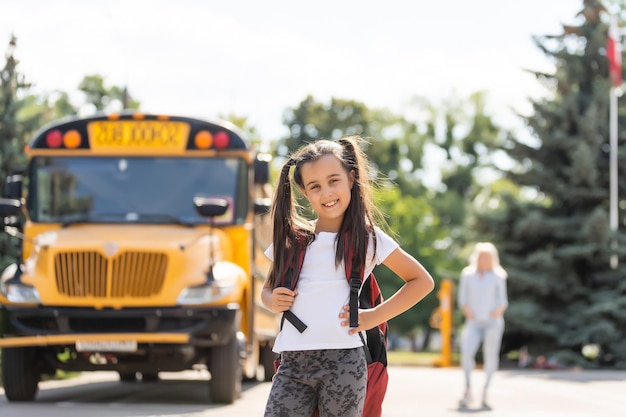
[{"x1": 387, "y1": 350, "x2": 447, "y2": 366}]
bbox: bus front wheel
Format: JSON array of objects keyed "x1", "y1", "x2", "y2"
[
  {"x1": 1, "y1": 347, "x2": 40, "y2": 402},
  {"x1": 208, "y1": 331, "x2": 242, "y2": 403}
]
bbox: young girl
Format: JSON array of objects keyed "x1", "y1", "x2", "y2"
[{"x1": 261, "y1": 136, "x2": 434, "y2": 417}]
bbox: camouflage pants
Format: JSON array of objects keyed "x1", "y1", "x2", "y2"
[{"x1": 264, "y1": 348, "x2": 367, "y2": 417}]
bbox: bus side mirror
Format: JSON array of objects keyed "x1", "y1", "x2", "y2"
[
  {"x1": 0, "y1": 198, "x2": 21, "y2": 218},
  {"x1": 192, "y1": 197, "x2": 230, "y2": 282},
  {"x1": 4, "y1": 174, "x2": 23, "y2": 200},
  {"x1": 193, "y1": 197, "x2": 229, "y2": 218},
  {"x1": 254, "y1": 198, "x2": 271, "y2": 215},
  {"x1": 254, "y1": 154, "x2": 271, "y2": 185}
]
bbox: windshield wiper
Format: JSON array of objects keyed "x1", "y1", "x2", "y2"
[
  {"x1": 132, "y1": 213, "x2": 193, "y2": 227},
  {"x1": 61, "y1": 219, "x2": 90, "y2": 227},
  {"x1": 60, "y1": 213, "x2": 123, "y2": 228},
  {"x1": 60, "y1": 212, "x2": 193, "y2": 227}
]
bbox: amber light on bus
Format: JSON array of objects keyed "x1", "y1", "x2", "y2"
[
  {"x1": 63, "y1": 130, "x2": 81, "y2": 148},
  {"x1": 195, "y1": 131, "x2": 213, "y2": 149}
]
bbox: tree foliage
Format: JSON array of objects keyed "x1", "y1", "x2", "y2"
[
  {"x1": 473, "y1": 0, "x2": 626, "y2": 367},
  {"x1": 78, "y1": 74, "x2": 140, "y2": 112},
  {"x1": 281, "y1": 95, "x2": 371, "y2": 153},
  {"x1": 0, "y1": 35, "x2": 44, "y2": 270}
]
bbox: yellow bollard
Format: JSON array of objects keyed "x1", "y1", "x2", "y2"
[{"x1": 432, "y1": 279, "x2": 453, "y2": 367}]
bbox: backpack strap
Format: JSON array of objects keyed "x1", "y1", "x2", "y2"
[
  {"x1": 280, "y1": 239, "x2": 308, "y2": 333},
  {"x1": 344, "y1": 235, "x2": 376, "y2": 364},
  {"x1": 343, "y1": 232, "x2": 366, "y2": 328},
  {"x1": 345, "y1": 245, "x2": 362, "y2": 329}
]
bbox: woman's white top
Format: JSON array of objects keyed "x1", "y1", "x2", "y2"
[
  {"x1": 265, "y1": 227, "x2": 398, "y2": 353},
  {"x1": 457, "y1": 268, "x2": 508, "y2": 323}
]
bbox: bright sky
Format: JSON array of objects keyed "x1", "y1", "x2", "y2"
[{"x1": 2, "y1": 0, "x2": 585, "y2": 141}]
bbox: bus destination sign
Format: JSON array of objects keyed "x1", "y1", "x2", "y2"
[{"x1": 88, "y1": 120, "x2": 189, "y2": 152}]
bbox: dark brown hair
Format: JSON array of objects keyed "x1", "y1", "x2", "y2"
[{"x1": 266, "y1": 136, "x2": 384, "y2": 288}]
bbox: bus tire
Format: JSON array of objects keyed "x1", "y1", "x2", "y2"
[
  {"x1": 1, "y1": 347, "x2": 40, "y2": 402},
  {"x1": 209, "y1": 331, "x2": 242, "y2": 403},
  {"x1": 142, "y1": 372, "x2": 159, "y2": 382},
  {"x1": 119, "y1": 371, "x2": 138, "y2": 382}
]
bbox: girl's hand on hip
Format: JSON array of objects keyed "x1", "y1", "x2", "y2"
[{"x1": 339, "y1": 304, "x2": 378, "y2": 335}]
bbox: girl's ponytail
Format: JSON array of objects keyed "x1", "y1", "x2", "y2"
[
  {"x1": 267, "y1": 159, "x2": 295, "y2": 288},
  {"x1": 268, "y1": 158, "x2": 313, "y2": 288},
  {"x1": 337, "y1": 136, "x2": 379, "y2": 270}
]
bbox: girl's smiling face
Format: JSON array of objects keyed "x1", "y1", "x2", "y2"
[{"x1": 299, "y1": 154, "x2": 355, "y2": 233}]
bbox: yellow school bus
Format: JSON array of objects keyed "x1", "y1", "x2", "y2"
[{"x1": 0, "y1": 112, "x2": 278, "y2": 403}]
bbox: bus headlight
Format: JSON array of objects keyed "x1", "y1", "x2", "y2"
[
  {"x1": 177, "y1": 279, "x2": 236, "y2": 305},
  {"x1": 5, "y1": 283, "x2": 41, "y2": 304}
]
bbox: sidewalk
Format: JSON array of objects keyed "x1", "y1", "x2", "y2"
[{"x1": 385, "y1": 366, "x2": 626, "y2": 417}]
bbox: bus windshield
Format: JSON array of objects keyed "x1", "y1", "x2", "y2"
[{"x1": 28, "y1": 156, "x2": 248, "y2": 225}]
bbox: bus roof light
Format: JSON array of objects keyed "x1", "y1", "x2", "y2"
[
  {"x1": 214, "y1": 131, "x2": 230, "y2": 149},
  {"x1": 195, "y1": 131, "x2": 213, "y2": 149},
  {"x1": 46, "y1": 130, "x2": 63, "y2": 148},
  {"x1": 63, "y1": 130, "x2": 81, "y2": 148}
]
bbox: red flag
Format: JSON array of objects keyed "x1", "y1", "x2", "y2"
[{"x1": 608, "y1": 15, "x2": 622, "y2": 88}]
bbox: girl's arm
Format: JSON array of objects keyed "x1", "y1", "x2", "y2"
[{"x1": 341, "y1": 247, "x2": 434, "y2": 334}]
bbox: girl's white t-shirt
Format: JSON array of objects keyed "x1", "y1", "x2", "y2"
[{"x1": 264, "y1": 227, "x2": 399, "y2": 353}]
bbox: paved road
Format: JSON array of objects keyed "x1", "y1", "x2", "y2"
[{"x1": 1, "y1": 366, "x2": 625, "y2": 416}]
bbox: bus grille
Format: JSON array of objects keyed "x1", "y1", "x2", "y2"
[{"x1": 54, "y1": 251, "x2": 168, "y2": 298}]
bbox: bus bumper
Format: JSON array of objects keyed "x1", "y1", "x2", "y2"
[{"x1": 0, "y1": 305, "x2": 240, "y2": 348}]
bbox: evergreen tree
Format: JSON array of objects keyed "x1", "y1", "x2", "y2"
[
  {"x1": 473, "y1": 0, "x2": 626, "y2": 367},
  {"x1": 0, "y1": 35, "x2": 36, "y2": 271},
  {"x1": 0, "y1": 35, "x2": 29, "y2": 179}
]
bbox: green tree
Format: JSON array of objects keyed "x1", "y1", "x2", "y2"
[
  {"x1": 280, "y1": 95, "x2": 372, "y2": 154},
  {"x1": 404, "y1": 92, "x2": 511, "y2": 340},
  {"x1": 0, "y1": 35, "x2": 44, "y2": 270},
  {"x1": 280, "y1": 95, "x2": 431, "y2": 194},
  {"x1": 374, "y1": 186, "x2": 444, "y2": 346},
  {"x1": 78, "y1": 75, "x2": 139, "y2": 112},
  {"x1": 44, "y1": 91, "x2": 78, "y2": 121},
  {"x1": 419, "y1": 92, "x2": 506, "y2": 253},
  {"x1": 0, "y1": 36, "x2": 28, "y2": 174},
  {"x1": 473, "y1": 0, "x2": 626, "y2": 367}
]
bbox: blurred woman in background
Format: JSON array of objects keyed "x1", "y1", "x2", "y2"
[{"x1": 457, "y1": 242, "x2": 508, "y2": 410}]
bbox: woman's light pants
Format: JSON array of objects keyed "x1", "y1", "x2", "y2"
[{"x1": 460, "y1": 317, "x2": 504, "y2": 391}]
